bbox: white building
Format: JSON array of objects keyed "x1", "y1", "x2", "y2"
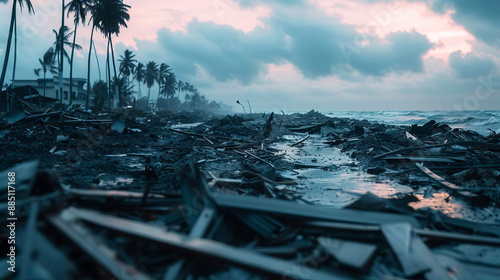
[{"x1": 13, "y1": 77, "x2": 92, "y2": 106}]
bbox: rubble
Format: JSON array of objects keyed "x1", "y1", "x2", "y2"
[{"x1": 1, "y1": 108, "x2": 499, "y2": 279}]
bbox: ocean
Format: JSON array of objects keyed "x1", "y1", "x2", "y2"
[{"x1": 325, "y1": 110, "x2": 500, "y2": 136}]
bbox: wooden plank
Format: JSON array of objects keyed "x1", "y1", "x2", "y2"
[
  {"x1": 415, "y1": 163, "x2": 477, "y2": 197},
  {"x1": 317, "y1": 237, "x2": 377, "y2": 270},
  {"x1": 213, "y1": 193, "x2": 420, "y2": 227},
  {"x1": 69, "y1": 207, "x2": 348, "y2": 280},
  {"x1": 46, "y1": 212, "x2": 151, "y2": 280},
  {"x1": 381, "y1": 223, "x2": 428, "y2": 277},
  {"x1": 381, "y1": 223, "x2": 449, "y2": 280}
]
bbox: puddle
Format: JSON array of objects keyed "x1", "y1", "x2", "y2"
[{"x1": 273, "y1": 133, "x2": 500, "y2": 223}]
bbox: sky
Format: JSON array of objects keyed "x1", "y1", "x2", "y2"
[{"x1": 1, "y1": 0, "x2": 500, "y2": 112}]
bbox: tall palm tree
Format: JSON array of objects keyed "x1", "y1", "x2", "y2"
[
  {"x1": 52, "y1": 26, "x2": 82, "y2": 102},
  {"x1": 133, "y1": 62, "x2": 144, "y2": 99},
  {"x1": 91, "y1": 0, "x2": 130, "y2": 108},
  {"x1": 66, "y1": 0, "x2": 91, "y2": 105},
  {"x1": 144, "y1": 61, "x2": 158, "y2": 109},
  {"x1": 0, "y1": 0, "x2": 34, "y2": 107},
  {"x1": 58, "y1": 0, "x2": 65, "y2": 105},
  {"x1": 86, "y1": 1, "x2": 97, "y2": 110},
  {"x1": 34, "y1": 47, "x2": 58, "y2": 97}
]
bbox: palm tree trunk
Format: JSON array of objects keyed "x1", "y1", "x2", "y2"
[
  {"x1": 1, "y1": 2, "x2": 16, "y2": 111},
  {"x1": 138, "y1": 80, "x2": 141, "y2": 99},
  {"x1": 69, "y1": 18, "x2": 79, "y2": 106},
  {"x1": 147, "y1": 88, "x2": 151, "y2": 110},
  {"x1": 93, "y1": 41, "x2": 101, "y2": 80},
  {"x1": 0, "y1": 1, "x2": 16, "y2": 88},
  {"x1": 59, "y1": 0, "x2": 65, "y2": 105},
  {"x1": 86, "y1": 26, "x2": 95, "y2": 110},
  {"x1": 43, "y1": 71, "x2": 46, "y2": 97},
  {"x1": 12, "y1": 16, "x2": 17, "y2": 89},
  {"x1": 109, "y1": 38, "x2": 119, "y2": 108},
  {"x1": 106, "y1": 39, "x2": 111, "y2": 109}
]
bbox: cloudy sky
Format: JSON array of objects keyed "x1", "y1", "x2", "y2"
[{"x1": 1, "y1": 0, "x2": 500, "y2": 112}]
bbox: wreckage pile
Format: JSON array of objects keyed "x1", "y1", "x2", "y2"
[{"x1": 1, "y1": 108, "x2": 499, "y2": 279}]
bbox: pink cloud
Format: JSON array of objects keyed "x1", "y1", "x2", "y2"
[
  {"x1": 117, "y1": 0, "x2": 270, "y2": 48},
  {"x1": 310, "y1": 0, "x2": 474, "y2": 60}
]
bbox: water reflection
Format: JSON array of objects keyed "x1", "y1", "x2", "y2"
[{"x1": 273, "y1": 134, "x2": 500, "y2": 223}]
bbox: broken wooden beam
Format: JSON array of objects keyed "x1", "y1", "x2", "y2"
[
  {"x1": 68, "y1": 207, "x2": 348, "y2": 280},
  {"x1": 381, "y1": 223, "x2": 449, "y2": 280},
  {"x1": 213, "y1": 193, "x2": 420, "y2": 227},
  {"x1": 415, "y1": 163, "x2": 477, "y2": 197}
]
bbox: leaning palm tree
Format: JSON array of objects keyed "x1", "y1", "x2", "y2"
[
  {"x1": 66, "y1": 0, "x2": 91, "y2": 105},
  {"x1": 157, "y1": 63, "x2": 169, "y2": 98},
  {"x1": 52, "y1": 25, "x2": 82, "y2": 102},
  {"x1": 34, "y1": 47, "x2": 58, "y2": 97},
  {"x1": 144, "y1": 61, "x2": 158, "y2": 109},
  {"x1": 161, "y1": 71, "x2": 177, "y2": 99},
  {"x1": 91, "y1": 0, "x2": 130, "y2": 108},
  {"x1": 133, "y1": 61, "x2": 145, "y2": 99},
  {"x1": 0, "y1": 0, "x2": 34, "y2": 93}
]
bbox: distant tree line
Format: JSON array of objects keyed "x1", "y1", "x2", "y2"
[{"x1": 1, "y1": 0, "x2": 229, "y2": 113}]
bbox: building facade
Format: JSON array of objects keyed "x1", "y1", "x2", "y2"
[{"x1": 13, "y1": 77, "x2": 92, "y2": 106}]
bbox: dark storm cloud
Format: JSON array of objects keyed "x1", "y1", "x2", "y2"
[
  {"x1": 448, "y1": 51, "x2": 496, "y2": 79},
  {"x1": 268, "y1": 10, "x2": 358, "y2": 78},
  {"x1": 350, "y1": 31, "x2": 434, "y2": 76},
  {"x1": 431, "y1": 0, "x2": 500, "y2": 47},
  {"x1": 136, "y1": 7, "x2": 433, "y2": 84},
  {"x1": 143, "y1": 18, "x2": 287, "y2": 84}
]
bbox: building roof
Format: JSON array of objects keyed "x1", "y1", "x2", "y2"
[{"x1": 1, "y1": 86, "x2": 58, "y2": 103}]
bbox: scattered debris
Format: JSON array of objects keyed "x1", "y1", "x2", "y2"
[{"x1": 1, "y1": 109, "x2": 499, "y2": 279}]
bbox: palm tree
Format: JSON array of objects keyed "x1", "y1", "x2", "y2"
[
  {"x1": 118, "y1": 49, "x2": 136, "y2": 99},
  {"x1": 111, "y1": 76, "x2": 133, "y2": 106},
  {"x1": 66, "y1": 0, "x2": 91, "y2": 105},
  {"x1": 157, "y1": 63, "x2": 168, "y2": 98},
  {"x1": 58, "y1": 0, "x2": 65, "y2": 105},
  {"x1": 161, "y1": 70, "x2": 177, "y2": 99},
  {"x1": 0, "y1": 0, "x2": 34, "y2": 108},
  {"x1": 144, "y1": 61, "x2": 158, "y2": 109},
  {"x1": 133, "y1": 62, "x2": 145, "y2": 99},
  {"x1": 86, "y1": 0, "x2": 98, "y2": 110},
  {"x1": 91, "y1": 0, "x2": 131, "y2": 108},
  {"x1": 52, "y1": 26, "x2": 82, "y2": 102},
  {"x1": 34, "y1": 47, "x2": 58, "y2": 97},
  {"x1": 177, "y1": 80, "x2": 184, "y2": 99},
  {"x1": 118, "y1": 49, "x2": 136, "y2": 78}
]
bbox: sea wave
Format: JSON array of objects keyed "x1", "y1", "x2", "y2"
[{"x1": 472, "y1": 116, "x2": 499, "y2": 126}]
